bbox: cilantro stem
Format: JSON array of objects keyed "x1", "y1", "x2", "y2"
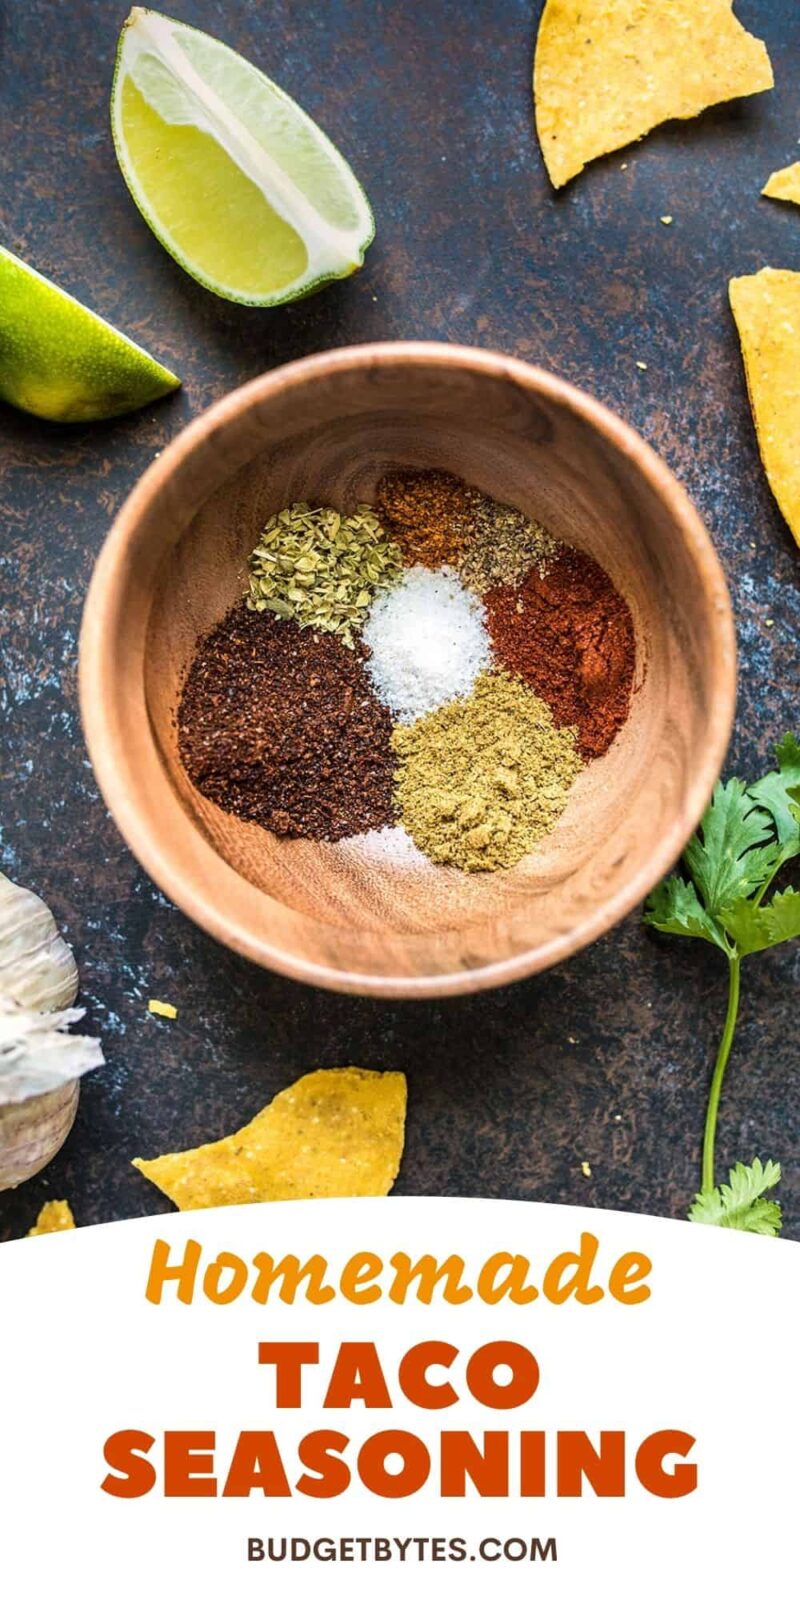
[{"x1": 701, "y1": 955, "x2": 741, "y2": 1193}]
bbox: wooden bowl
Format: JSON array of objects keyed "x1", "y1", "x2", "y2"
[{"x1": 79, "y1": 343, "x2": 735, "y2": 998}]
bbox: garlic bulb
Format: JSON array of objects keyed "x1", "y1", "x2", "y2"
[
  {"x1": 0, "y1": 1080, "x2": 80, "y2": 1192},
  {"x1": 0, "y1": 871, "x2": 79, "y2": 1011},
  {"x1": 0, "y1": 876, "x2": 102, "y2": 1190}
]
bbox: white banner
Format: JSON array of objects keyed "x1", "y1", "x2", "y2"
[{"x1": 1, "y1": 1197, "x2": 796, "y2": 1596}]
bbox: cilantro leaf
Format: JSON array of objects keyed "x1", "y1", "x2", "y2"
[
  {"x1": 684, "y1": 779, "x2": 778, "y2": 914},
  {"x1": 748, "y1": 734, "x2": 800, "y2": 859},
  {"x1": 721, "y1": 887, "x2": 800, "y2": 955},
  {"x1": 645, "y1": 740, "x2": 797, "y2": 1229},
  {"x1": 644, "y1": 875, "x2": 728, "y2": 951},
  {"x1": 688, "y1": 1159, "x2": 782, "y2": 1235}
]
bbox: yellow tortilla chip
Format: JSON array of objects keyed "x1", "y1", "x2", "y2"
[
  {"x1": 730, "y1": 268, "x2": 800, "y2": 547},
  {"x1": 534, "y1": 0, "x2": 773, "y2": 189},
  {"x1": 133, "y1": 1067, "x2": 407, "y2": 1210},
  {"x1": 763, "y1": 163, "x2": 800, "y2": 207},
  {"x1": 28, "y1": 1199, "x2": 75, "y2": 1235}
]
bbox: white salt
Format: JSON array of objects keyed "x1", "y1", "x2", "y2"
[
  {"x1": 362, "y1": 565, "x2": 492, "y2": 722},
  {"x1": 334, "y1": 825, "x2": 429, "y2": 870}
]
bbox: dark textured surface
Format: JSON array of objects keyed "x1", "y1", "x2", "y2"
[{"x1": 1, "y1": 0, "x2": 797, "y2": 1240}]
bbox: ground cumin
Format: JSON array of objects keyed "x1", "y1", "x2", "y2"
[
  {"x1": 392, "y1": 670, "x2": 583, "y2": 872},
  {"x1": 177, "y1": 603, "x2": 396, "y2": 841},
  {"x1": 485, "y1": 547, "x2": 636, "y2": 760}
]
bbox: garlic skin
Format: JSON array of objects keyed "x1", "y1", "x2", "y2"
[
  {"x1": 0, "y1": 872, "x2": 79, "y2": 1012},
  {"x1": 0, "y1": 997, "x2": 104, "y2": 1103}
]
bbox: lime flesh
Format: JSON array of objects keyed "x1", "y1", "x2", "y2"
[
  {"x1": 0, "y1": 246, "x2": 180, "y2": 423},
  {"x1": 111, "y1": 8, "x2": 375, "y2": 305}
]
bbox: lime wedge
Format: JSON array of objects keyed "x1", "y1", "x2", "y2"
[
  {"x1": 0, "y1": 245, "x2": 180, "y2": 423},
  {"x1": 111, "y1": 8, "x2": 375, "y2": 305}
]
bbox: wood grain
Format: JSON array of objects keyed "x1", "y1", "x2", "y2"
[{"x1": 78, "y1": 344, "x2": 736, "y2": 996}]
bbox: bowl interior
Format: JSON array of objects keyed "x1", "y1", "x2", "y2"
[{"x1": 84, "y1": 349, "x2": 734, "y2": 993}]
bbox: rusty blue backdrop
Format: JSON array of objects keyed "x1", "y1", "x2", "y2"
[{"x1": 1, "y1": 0, "x2": 797, "y2": 1237}]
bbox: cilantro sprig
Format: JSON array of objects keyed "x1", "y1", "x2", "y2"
[{"x1": 644, "y1": 735, "x2": 800, "y2": 1236}]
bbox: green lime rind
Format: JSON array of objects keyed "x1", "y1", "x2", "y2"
[
  {"x1": 110, "y1": 8, "x2": 375, "y2": 308},
  {"x1": 0, "y1": 245, "x2": 180, "y2": 423}
]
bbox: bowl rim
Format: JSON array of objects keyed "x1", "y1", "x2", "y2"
[{"x1": 79, "y1": 340, "x2": 737, "y2": 998}]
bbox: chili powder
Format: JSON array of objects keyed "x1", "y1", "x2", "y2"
[
  {"x1": 485, "y1": 546, "x2": 636, "y2": 760},
  {"x1": 177, "y1": 603, "x2": 396, "y2": 841},
  {"x1": 376, "y1": 468, "x2": 473, "y2": 567}
]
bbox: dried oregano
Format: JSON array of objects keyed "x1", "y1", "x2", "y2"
[{"x1": 246, "y1": 502, "x2": 402, "y2": 646}]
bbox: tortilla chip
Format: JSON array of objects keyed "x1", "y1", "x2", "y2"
[
  {"x1": 28, "y1": 1199, "x2": 75, "y2": 1235},
  {"x1": 730, "y1": 268, "x2": 800, "y2": 547},
  {"x1": 763, "y1": 163, "x2": 800, "y2": 208},
  {"x1": 133, "y1": 1067, "x2": 407, "y2": 1210},
  {"x1": 534, "y1": 0, "x2": 773, "y2": 189}
]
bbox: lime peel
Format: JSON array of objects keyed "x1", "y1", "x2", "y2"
[{"x1": 0, "y1": 245, "x2": 180, "y2": 424}]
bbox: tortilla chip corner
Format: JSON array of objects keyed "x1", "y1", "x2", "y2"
[
  {"x1": 730, "y1": 267, "x2": 800, "y2": 547},
  {"x1": 763, "y1": 162, "x2": 800, "y2": 208},
  {"x1": 28, "y1": 1199, "x2": 75, "y2": 1236}
]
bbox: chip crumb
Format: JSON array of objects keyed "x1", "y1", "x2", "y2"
[
  {"x1": 636, "y1": 360, "x2": 649, "y2": 371},
  {"x1": 148, "y1": 999, "x2": 178, "y2": 1019},
  {"x1": 660, "y1": 214, "x2": 673, "y2": 225},
  {"x1": 765, "y1": 618, "x2": 775, "y2": 628},
  {"x1": 581, "y1": 1161, "x2": 592, "y2": 1179},
  {"x1": 28, "y1": 1199, "x2": 75, "y2": 1235}
]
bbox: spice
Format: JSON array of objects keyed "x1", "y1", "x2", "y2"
[
  {"x1": 454, "y1": 491, "x2": 557, "y2": 593},
  {"x1": 362, "y1": 565, "x2": 492, "y2": 723},
  {"x1": 376, "y1": 469, "x2": 473, "y2": 567},
  {"x1": 377, "y1": 468, "x2": 558, "y2": 589},
  {"x1": 246, "y1": 502, "x2": 402, "y2": 647},
  {"x1": 392, "y1": 670, "x2": 583, "y2": 872},
  {"x1": 177, "y1": 603, "x2": 396, "y2": 841},
  {"x1": 335, "y1": 825, "x2": 429, "y2": 870},
  {"x1": 485, "y1": 546, "x2": 636, "y2": 760}
]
